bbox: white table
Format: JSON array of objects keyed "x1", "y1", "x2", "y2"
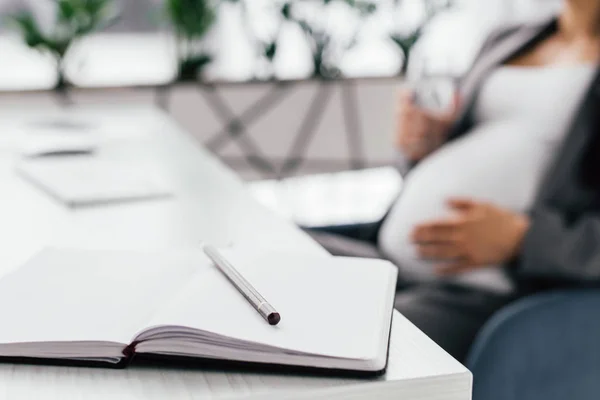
[{"x1": 0, "y1": 106, "x2": 471, "y2": 399}]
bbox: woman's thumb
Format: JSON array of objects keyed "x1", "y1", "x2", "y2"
[
  {"x1": 450, "y1": 91, "x2": 462, "y2": 115},
  {"x1": 398, "y1": 87, "x2": 415, "y2": 105}
]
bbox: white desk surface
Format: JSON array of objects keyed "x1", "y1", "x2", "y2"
[{"x1": 0, "y1": 106, "x2": 471, "y2": 399}]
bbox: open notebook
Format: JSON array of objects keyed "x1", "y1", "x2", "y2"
[{"x1": 0, "y1": 248, "x2": 398, "y2": 376}]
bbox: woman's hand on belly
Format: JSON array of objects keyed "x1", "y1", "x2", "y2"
[{"x1": 411, "y1": 198, "x2": 530, "y2": 275}]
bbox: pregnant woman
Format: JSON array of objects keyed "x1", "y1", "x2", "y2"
[{"x1": 308, "y1": 0, "x2": 600, "y2": 361}]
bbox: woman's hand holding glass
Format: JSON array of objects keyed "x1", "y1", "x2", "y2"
[{"x1": 395, "y1": 88, "x2": 458, "y2": 161}]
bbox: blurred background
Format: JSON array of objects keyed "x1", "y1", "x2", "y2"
[{"x1": 0, "y1": 0, "x2": 562, "y2": 224}]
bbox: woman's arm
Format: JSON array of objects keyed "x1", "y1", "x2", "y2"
[{"x1": 519, "y1": 207, "x2": 600, "y2": 283}]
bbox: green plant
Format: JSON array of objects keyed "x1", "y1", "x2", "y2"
[
  {"x1": 6, "y1": 0, "x2": 119, "y2": 91},
  {"x1": 275, "y1": 0, "x2": 378, "y2": 80},
  {"x1": 391, "y1": 29, "x2": 422, "y2": 76},
  {"x1": 165, "y1": 0, "x2": 217, "y2": 81}
]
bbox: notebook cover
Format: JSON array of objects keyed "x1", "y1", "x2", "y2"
[
  {"x1": 0, "y1": 355, "x2": 129, "y2": 369},
  {"x1": 130, "y1": 353, "x2": 386, "y2": 378}
]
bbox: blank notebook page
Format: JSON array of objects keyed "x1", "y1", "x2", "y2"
[
  {"x1": 142, "y1": 252, "x2": 397, "y2": 361},
  {"x1": 0, "y1": 248, "x2": 198, "y2": 346}
]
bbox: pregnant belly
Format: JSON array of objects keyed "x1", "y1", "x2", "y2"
[{"x1": 379, "y1": 119, "x2": 555, "y2": 281}]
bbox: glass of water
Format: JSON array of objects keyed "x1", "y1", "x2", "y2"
[{"x1": 405, "y1": 58, "x2": 459, "y2": 153}]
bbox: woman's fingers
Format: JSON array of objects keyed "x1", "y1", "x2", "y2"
[
  {"x1": 435, "y1": 262, "x2": 475, "y2": 276},
  {"x1": 416, "y1": 243, "x2": 463, "y2": 260},
  {"x1": 412, "y1": 218, "x2": 462, "y2": 243},
  {"x1": 398, "y1": 88, "x2": 415, "y2": 105},
  {"x1": 398, "y1": 108, "x2": 428, "y2": 139},
  {"x1": 396, "y1": 88, "x2": 438, "y2": 160}
]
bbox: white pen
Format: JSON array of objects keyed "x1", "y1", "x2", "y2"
[{"x1": 202, "y1": 244, "x2": 281, "y2": 326}]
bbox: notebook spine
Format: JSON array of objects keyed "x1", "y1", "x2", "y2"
[
  {"x1": 123, "y1": 341, "x2": 138, "y2": 360},
  {"x1": 130, "y1": 353, "x2": 387, "y2": 378}
]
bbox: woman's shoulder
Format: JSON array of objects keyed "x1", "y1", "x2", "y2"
[
  {"x1": 481, "y1": 25, "x2": 521, "y2": 51},
  {"x1": 481, "y1": 17, "x2": 557, "y2": 54}
]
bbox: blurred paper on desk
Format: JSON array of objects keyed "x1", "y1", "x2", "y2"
[
  {"x1": 19, "y1": 134, "x2": 98, "y2": 158},
  {"x1": 16, "y1": 158, "x2": 173, "y2": 208},
  {"x1": 248, "y1": 167, "x2": 402, "y2": 227}
]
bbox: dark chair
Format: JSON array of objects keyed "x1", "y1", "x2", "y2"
[{"x1": 466, "y1": 290, "x2": 600, "y2": 400}]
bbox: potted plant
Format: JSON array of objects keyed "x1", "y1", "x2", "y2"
[
  {"x1": 165, "y1": 0, "x2": 217, "y2": 81},
  {"x1": 6, "y1": 0, "x2": 119, "y2": 97}
]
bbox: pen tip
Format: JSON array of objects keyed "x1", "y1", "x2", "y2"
[{"x1": 268, "y1": 313, "x2": 281, "y2": 326}]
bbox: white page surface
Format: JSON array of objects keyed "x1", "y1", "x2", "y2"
[
  {"x1": 145, "y1": 252, "x2": 397, "y2": 361},
  {"x1": 0, "y1": 248, "x2": 198, "y2": 345}
]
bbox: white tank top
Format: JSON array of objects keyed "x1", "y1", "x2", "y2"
[{"x1": 378, "y1": 65, "x2": 596, "y2": 293}]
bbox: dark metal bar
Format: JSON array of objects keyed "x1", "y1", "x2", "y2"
[
  {"x1": 341, "y1": 81, "x2": 367, "y2": 170},
  {"x1": 203, "y1": 82, "x2": 292, "y2": 151},
  {"x1": 279, "y1": 82, "x2": 334, "y2": 176},
  {"x1": 199, "y1": 84, "x2": 285, "y2": 177}
]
